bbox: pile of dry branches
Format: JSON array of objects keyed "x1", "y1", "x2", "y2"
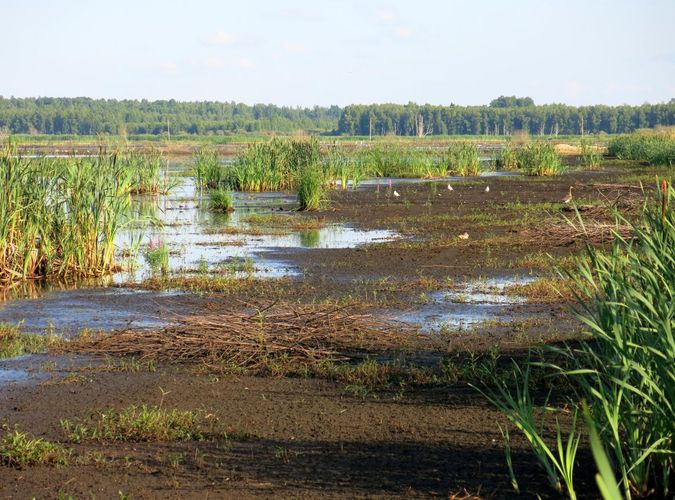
[
  {"x1": 520, "y1": 221, "x2": 634, "y2": 247},
  {"x1": 63, "y1": 302, "x2": 418, "y2": 369}
]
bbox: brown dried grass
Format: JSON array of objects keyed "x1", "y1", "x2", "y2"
[{"x1": 58, "y1": 302, "x2": 419, "y2": 370}]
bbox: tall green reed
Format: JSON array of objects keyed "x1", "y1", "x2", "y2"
[
  {"x1": 517, "y1": 143, "x2": 565, "y2": 176},
  {"x1": 445, "y1": 142, "x2": 482, "y2": 176},
  {"x1": 480, "y1": 183, "x2": 674, "y2": 498},
  {"x1": 0, "y1": 146, "x2": 135, "y2": 281},
  {"x1": 194, "y1": 148, "x2": 224, "y2": 189}
]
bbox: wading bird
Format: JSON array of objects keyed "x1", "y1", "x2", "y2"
[
  {"x1": 484, "y1": 185, "x2": 490, "y2": 193},
  {"x1": 563, "y1": 186, "x2": 574, "y2": 203},
  {"x1": 393, "y1": 190, "x2": 400, "y2": 197},
  {"x1": 447, "y1": 184, "x2": 453, "y2": 191}
]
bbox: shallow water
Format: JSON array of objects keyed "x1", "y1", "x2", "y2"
[
  {"x1": 394, "y1": 276, "x2": 537, "y2": 331},
  {"x1": 0, "y1": 367, "x2": 34, "y2": 383},
  {"x1": 0, "y1": 288, "x2": 177, "y2": 333},
  {"x1": 115, "y1": 174, "x2": 397, "y2": 281}
]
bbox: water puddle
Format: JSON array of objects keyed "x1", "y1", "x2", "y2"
[
  {"x1": 115, "y1": 172, "x2": 398, "y2": 281},
  {"x1": 0, "y1": 288, "x2": 179, "y2": 334},
  {"x1": 393, "y1": 276, "x2": 537, "y2": 332},
  {"x1": 0, "y1": 368, "x2": 33, "y2": 383}
]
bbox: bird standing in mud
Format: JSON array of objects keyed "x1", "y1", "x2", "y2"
[
  {"x1": 484, "y1": 185, "x2": 490, "y2": 193},
  {"x1": 563, "y1": 186, "x2": 574, "y2": 204},
  {"x1": 393, "y1": 190, "x2": 400, "y2": 197},
  {"x1": 447, "y1": 184, "x2": 453, "y2": 191}
]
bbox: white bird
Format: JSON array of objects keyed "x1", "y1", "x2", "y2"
[
  {"x1": 447, "y1": 184, "x2": 453, "y2": 191},
  {"x1": 458, "y1": 232, "x2": 469, "y2": 240},
  {"x1": 563, "y1": 186, "x2": 574, "y2": 204},
  {"x1": 393, "y1": 190, "x2": 400, "y2": 197},
  {"x1": 484, "y1": 185, "x2": 490, "y2": 193}
]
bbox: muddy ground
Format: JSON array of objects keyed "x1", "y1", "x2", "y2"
[{"x1": 0, "y1": 162, "x2": 667, "y2": 498}]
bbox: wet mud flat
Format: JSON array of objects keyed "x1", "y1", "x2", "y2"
[{"x1": 0, "y1": 165, "x2": 652, "y2": 498}]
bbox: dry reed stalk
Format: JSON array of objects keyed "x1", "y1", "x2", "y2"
[
  {"x1": 519, "y1": 222, "x2": 633, "y2": 247},
  {"x1": 59, "y1": 303, "x2": 420, "y2": 369}
]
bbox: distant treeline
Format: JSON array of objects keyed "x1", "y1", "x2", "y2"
[
  {"x1": 0, "y1": 96, "x2": 674, "y2": 136},
  {"x1": 0, "y1": 97, "x2": 341, "y2": 135},
  {"x1": 338, "y1": 99, "x2": 675, "y2": 136}
]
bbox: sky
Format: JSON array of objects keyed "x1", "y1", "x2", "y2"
[{"x1": 1, "y1": 0, "x2": 674, "y2": 107}]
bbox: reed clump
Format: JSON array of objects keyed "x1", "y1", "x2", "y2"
[
  {"x1": 480, "y1": 183, "x2": 674, "y2": 499},
  {"x1": 0, "y1": 146, "x2": 135, "y2": 282},
  {"x1": 297, "y1": 167, "x2": 325, "y2": 211},
  {"x1": 208, "y1": 188, "x2": 235, "y2": 212},
  {"x1": 517, "y1": 142, "x2": 565, "y2": 176},
  {"x1": 360, "y1": 143, "x2": 444, "y2": 178},
  {"x1": 495, "y1": 142, "x2": 519, "y2": 170},
  {"x1": 194, "y1": 147, "x2": 224, "y2": 189},
  {"x1": 579, "y1": 139, "x2": 602, "y2": 169},
  {"x1": 121, "y1": 148, "x2": 167, "y2": 194},
  {"x1": 607, "y1": 130, "x2": 675, "y2": 166},
  {"x1": 225, "y1": 138, "x2": 320, "y2": 192},
  {"x1": 445, "y1": 142, "x2": 481, "y2": 176}
]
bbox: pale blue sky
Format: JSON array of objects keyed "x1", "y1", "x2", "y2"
[{"x1": 2, "y1": 0, "x2": 673, "y2": 106}]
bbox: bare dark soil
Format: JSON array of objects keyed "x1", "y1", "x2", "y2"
[{"x1": 0, "y1": 163, "x2": 662, "y2": 498}]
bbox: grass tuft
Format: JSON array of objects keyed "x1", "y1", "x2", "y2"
[
  {"x1": 1, "y1": 428, "x2": 69, "y2": 467},
  {"x1": 61, "y1": 405, "x2": 216, "y2": 443}
]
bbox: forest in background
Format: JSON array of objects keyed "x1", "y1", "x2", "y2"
[{"x1": 0, "y1": 96, "x2": 673, "y2": 137}]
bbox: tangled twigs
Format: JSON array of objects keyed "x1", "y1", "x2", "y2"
[
  {"x1": 60, "y1": 303, "x2": 419, "y2": 369},
  {"x1": 520, "y1": 222, "x2": 633, "y2": 247}
]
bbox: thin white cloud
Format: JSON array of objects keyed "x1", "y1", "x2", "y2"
[
  {"x1": 206, "y1": 56, "x2": 225, "y2": 69},
  {"x1": 208, "y1": 31, "x2": 235, "y2": 45},
  {"x1": 239, "y1": 57, "x2": 254, "y2": 69},
  {"x1": 376, "y1": 9, "x2": 395, "y2": 22},
  {"x1": 160, "y1": 62, "x2": 178, "y2": 72},
  {"x1": 395, "y1": 27, "x2": 412, "y2": 39},
  {"x1": 282, "y1": 42, "x2": 308, "y2": 54}
]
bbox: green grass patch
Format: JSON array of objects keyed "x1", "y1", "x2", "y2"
[
  {"x1": 517, "y1": 142, "x2": 565, "y2": 176},
  {"x1": 61, "y1": 405, "x2": 218, "y2": 443},
  {"x1": 208, "y1": 188, "x2": 235, "y2": 212},
  {"x1": 1, "y1": 428, "x2": 70, "y2": 467},
  {"x1": 607, "y1": 130, "x2": 675, "y2": 166},
  {"x1": 0, "y1": 323, "x2": 52, "y2": 359}
]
